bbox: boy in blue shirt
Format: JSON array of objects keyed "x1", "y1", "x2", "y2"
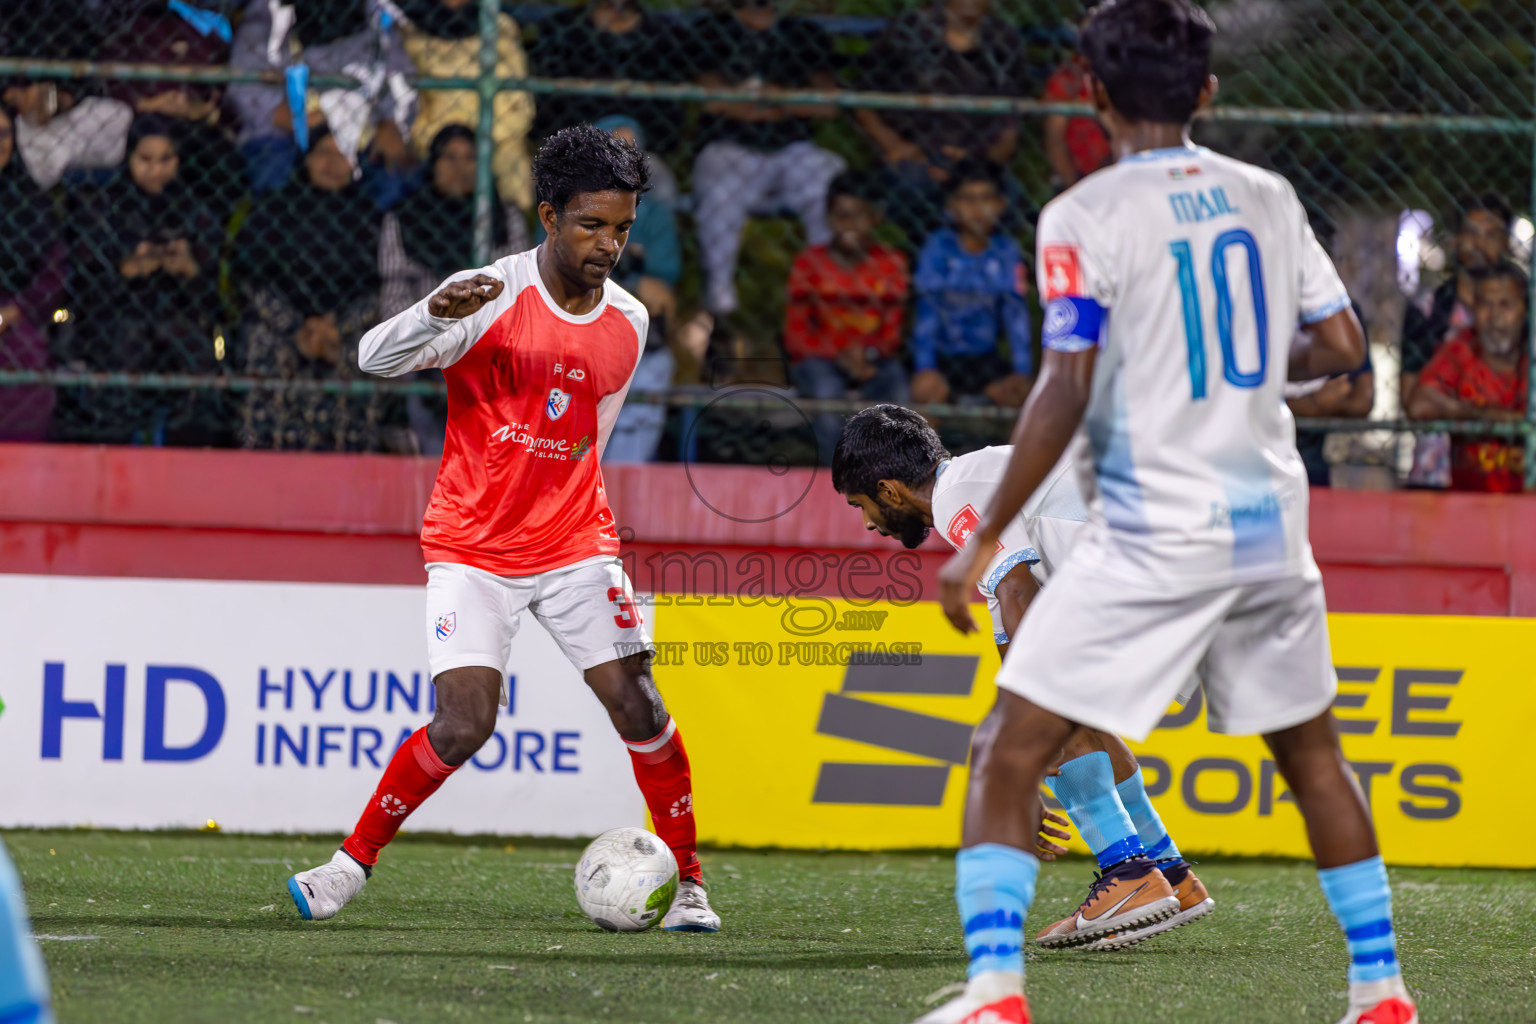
[{"x1": 910, "y1": 159, "x2": 1034, "y2": 408}]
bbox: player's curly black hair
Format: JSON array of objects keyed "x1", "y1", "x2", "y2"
[
  {"x1": 831, "y1": 405, "x2": 951, "y2": 498},
  {"x1": 1081, "y1": 0, "x2": 1215, "y2": 126},
  {"x1": 533, "y1": 123, "x2": 651, "y2": 215}
]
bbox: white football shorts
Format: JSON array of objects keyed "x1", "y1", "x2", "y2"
[
  {"x1": 424, "y1": 556, "x2": 654, "y2": 705},
  {"x1": 996, "y1": 558, "x2": 1336, "y2": 742}
]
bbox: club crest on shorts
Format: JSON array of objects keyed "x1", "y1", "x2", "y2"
[
  {"x1": 546, "y1": 387, "x2": 572, "y2": 421},
  {"x1": 435, "y1": 612, "x2": 456, "y2": 641}
]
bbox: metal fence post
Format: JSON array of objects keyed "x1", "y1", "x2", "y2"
[
  {"x1": 1528, "y1": 53, "x2": 1536, "y2": 492},
  {"x1": 472, "y1": 0, "x2": 498, "y2": 267}
]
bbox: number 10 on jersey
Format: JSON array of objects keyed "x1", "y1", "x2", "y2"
[{"x1": 1170, "y1": 229, "x2": 1269, "y2": 399}]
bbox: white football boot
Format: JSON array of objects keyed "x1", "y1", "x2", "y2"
[
  {"x1": 1335, "y1": 977, "x2": 1418, "y2": 1024},
  {"x1": 661, "y1": 879, "x2": 720, "y2": 932},
  {"x1": 914, "y1": 971, "x2": 1029, "y2": 1024},
  {"x1": 287, "y1": 849, "x2": 367, "y2": 921}
]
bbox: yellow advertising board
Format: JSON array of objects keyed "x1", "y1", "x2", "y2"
[{"x1": 650, "y1": 599, "x2": 1536, "y2": 868}]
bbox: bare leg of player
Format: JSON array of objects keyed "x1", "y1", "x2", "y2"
[
  {"x1": 287, "y1": 668, "x2": 501, "y2": 920},
  {"x1": 1265, "y1": 713, "x2": 1415, "y2": 1024},
  {"x1": 584, "y1": 653, "x2": 719, "y2": 932}
]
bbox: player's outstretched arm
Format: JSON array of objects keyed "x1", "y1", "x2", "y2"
[
  {"x1": 427, "y1": 274, "x2": 505, "y2": 320},
  {"x1": 938, "y1": 348, "x2": 1096, "y2": 634},
  {"x1": 358, "y1": 273, "x2": 506, "y2": 377},
  {"x1": 1289, "y1": 305, "x2": 1365, "y2": 381}
]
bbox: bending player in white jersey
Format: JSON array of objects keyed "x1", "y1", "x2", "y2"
[
  {"x1": 832, "y1": 404, "x2": 1213, "y2": 951},
  {"x1": 926, "y1": 2, "x2": 1415, "y2": 1023}
]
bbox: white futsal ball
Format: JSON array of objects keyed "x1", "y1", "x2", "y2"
[{"x1": 574, "y1": 827, "x2": 679, "y2": 932}]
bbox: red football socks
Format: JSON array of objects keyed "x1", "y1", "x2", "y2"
[
  {"x1": 342, "y1": 727, "x2": 457, "y2": 867},
  {"x1": 625, "y1": 718, "x2": 702, "y2": 883}
]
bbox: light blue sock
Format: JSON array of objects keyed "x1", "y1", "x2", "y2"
[
  {"x1": 1116, "y1": 767, "x2": 1181, "y2": 863},
  {"x1": 1047, "y1": 752, "x2": 1145, "y2": 869},
  {"x1": 0, "y1": 841, "x2": 54, "y2": 1024},
  {"x1": 1318, "y1": 856, "x2": 1401, "y2": 984},
  {"x1": 956, "y1": 844, "x2": 1039, "y2": 979}
]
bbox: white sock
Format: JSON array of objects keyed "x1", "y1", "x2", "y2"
[
  {"x1": 966, "y1": 970, "x2": 1023, "y2": 1002},
  {"x1": 1349, "y1": 975, "x2": 1409, "y2": 1006}
]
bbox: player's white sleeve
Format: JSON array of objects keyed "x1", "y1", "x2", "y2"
[
  {"x1": 1293, "y1": 188, "x2": 1352, "y2": 324},
  {"x1": 1036, "y1": 197, "x2": 1114, "y2": 354},
  {"x1": 1028, "y1": 515, "x2": 1087, "y2": 582},
  {"x1": 358, "y1": 265, "x2": 509, "y2": 377},
  {"x1": 985, "y1": 594, "x2": 1009, "y2": 646},
  {"x1": 594, "y1": 298, "x2": 649, "y2": 461},
  {"x1": 933, "y1": 464, "x2": 1041, "y2": 646}
]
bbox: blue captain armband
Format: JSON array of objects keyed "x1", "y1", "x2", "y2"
[{"x1": 1042, "y1": 296, "x2": 1106, "y2": 353}]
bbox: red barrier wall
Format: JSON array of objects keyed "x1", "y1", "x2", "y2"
[{"x1": 1, "y1": 443, "x2": 1532, "y2": 615}]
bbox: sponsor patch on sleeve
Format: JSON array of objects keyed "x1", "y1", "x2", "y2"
[
  {"x1": 1041, "y1": 244, "x2": 1084, "y2": 301},
  {"x1": 945, "y1": 505, "x2": 982, "y2": 550},
  {"x1": 1042, "y1": 296, "x2": 1106, "y2": 353},
  {"x1": 945, "y1": 504, "x2": 1006, "y2": 554}
]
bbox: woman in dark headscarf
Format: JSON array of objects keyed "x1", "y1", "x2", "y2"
[
  {"x1": 67, "y1": 113, "x2": 222, "y2": 443},
  {"x1": 0, "y1": 103, "x2": 62, "y2": 440},
  {"x1": 379, "y1": 123, "x2": 527, "y2": 453},
  {"x1": 235, "y1": 126, "x2": 406, "y2": 452},
  {"x1": 379, "y1": 123, "x2": 528, "y2": 317}
]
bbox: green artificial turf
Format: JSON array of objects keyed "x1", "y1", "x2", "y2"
[{"x1": 5, "y1": 831, "x2": 1532, "y2": 1024}]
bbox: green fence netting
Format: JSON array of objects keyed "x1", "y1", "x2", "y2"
[{"x1": 0, "y1": 0, "x2": 1531, "y2": 486}]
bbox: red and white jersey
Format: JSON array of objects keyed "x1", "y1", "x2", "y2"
[{"x1": 359, "y1": 247, "x2": 647, "y2": 577}]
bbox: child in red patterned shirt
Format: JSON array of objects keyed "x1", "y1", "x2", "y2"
[
  {"x1": 1408, "y1": 263, "x2": 1530, "y2": 492},
  {"x1": 785, "y1": 171, "x2": 911, "y2": 460}
]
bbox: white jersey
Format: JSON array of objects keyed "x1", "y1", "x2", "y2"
[
  {"x1": 930, "y1": 446, "x2": 1088, "y2": 645},
  {"x1": 1036, "y1": 145, "x2": 1350, "y2": 590}
]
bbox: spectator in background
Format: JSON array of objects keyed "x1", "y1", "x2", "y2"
[
  {"x1": 856, "y1": 0, "x2": 1027, "y2": 238},
  {"x1": 594, "y1": 115, "x2": 680, "y2": 464},
  {"x1": 0, "y1": 104, "x2": 62, "y2": 441},
  {"x1": 380, "y1": 123, "x2": 525, "y2": 453},
  {"x1": 1042, "y1": 3, "x2": 1111, "y2": 191},
  {"x1": 1287, "y1": 302, "x2": 1375, "y2": 487},
  {"x1": 530, "y1": 0, "x2": 680, "y2": 155},
  {"x1": 66, "y1": 115, "x2": 224, "y2": 444},
  {"x1": 398, "y1": 0, "x2": 535, "y2": 216},
  {"x1": 690, "y1": 0, "x2": 846, "y2": 316},
  {"x1": 1401, "y1": 195, "x2": 1512, "y2": 404},
  {"x1": 910, "y1": 159, "x2": 1032, "y2": 408},
  {"x1": 785, "y1": 172, "x2": 910, "y2": 462},
  {"x1": 1407, "y1": 262, "x2": 1530, "y2": 493},
  {"x1": 599, "y1": 114, "x2": 678, "y2": 211},
  {"x1": 2, "y1": 81, "x2": 133, "y2": 190},
  {"x1": 236, "y1": 128, "x2": 404, "y2": 453},
  {"x1": 228, "y1": 0, "x2": 416, "y2": 196},
  {"x1": 97, "y1": 0, "x2": 246, "y2": 225},
  {"x1": 380, "y1": 124, "x2": 525, "y2": 319}
]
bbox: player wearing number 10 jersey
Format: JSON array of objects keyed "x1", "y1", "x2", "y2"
[
  {"x1": 285, "y1": 126, "x2": 719, "y2": 933},
  {"x1": 925, "y1": 2, "x2": 1414, "y2": 1023}
]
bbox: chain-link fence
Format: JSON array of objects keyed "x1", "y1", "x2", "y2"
[{"x1": 0, "y1": 1, "x2": 1532, "y2": 487}]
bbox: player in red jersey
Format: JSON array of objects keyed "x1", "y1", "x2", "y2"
[{"x1": 286, "y1": 125, "x2": 719, "y2": 932}]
